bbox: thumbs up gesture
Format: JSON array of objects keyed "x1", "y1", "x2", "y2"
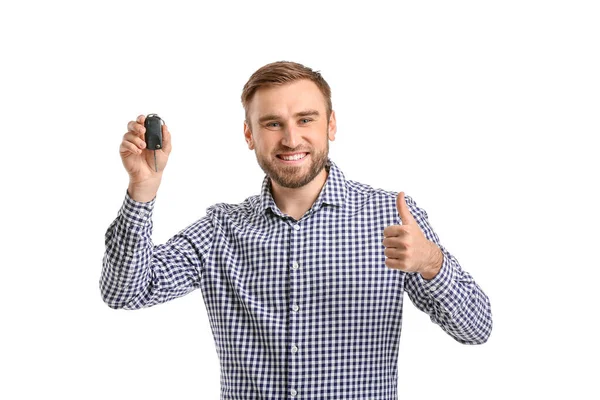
[{"x1": 382, "y1": 192, "x2": 444, "y2": 279}]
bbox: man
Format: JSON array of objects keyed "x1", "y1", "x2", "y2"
[{"x1": 101, "y1": 61, "x2": 492, "y2": 399}]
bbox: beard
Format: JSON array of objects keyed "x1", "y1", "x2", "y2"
[{"x1": 255, "y1": 140, "x2": 329, "y2": 189}]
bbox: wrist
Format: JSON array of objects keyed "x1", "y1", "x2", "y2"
[
  {"x1": 420, "y1": 244, "x2": 443, "y2": 280},
  {"x1": 128, "y1": 178, "x2": 161, "y2": 203}
]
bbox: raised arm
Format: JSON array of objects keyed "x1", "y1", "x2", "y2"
[{"x1": 100, "y1": 115, "x2": 212, "y2": 309}]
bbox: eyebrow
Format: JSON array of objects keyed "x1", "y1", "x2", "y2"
[{"x1": 258, "y1": 109, "x2": 320, "y2": 124}]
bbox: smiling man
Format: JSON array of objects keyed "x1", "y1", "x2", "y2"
[
  {"x1": 101, "y1": 61, "x2": 492, "y2": 399},
  {"x1": 243, "y1": 77, "x2": 336, "y2": 220}
]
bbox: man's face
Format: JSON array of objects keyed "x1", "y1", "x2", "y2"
[{"x1": 244, "y1": 79, "x2": 337, "y2": 189}]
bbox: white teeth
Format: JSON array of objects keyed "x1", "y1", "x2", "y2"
[{"x1": 281, "y1": 153, "x2": 307, "y2": 161}]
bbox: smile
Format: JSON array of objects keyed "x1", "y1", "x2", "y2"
[{"x1": 277, "y1": 153, "x2": 308, "y2": 162}]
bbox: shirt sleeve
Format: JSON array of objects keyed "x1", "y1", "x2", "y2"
[
  {"x1": 100, "y1": 190, "x2": 214, "y2": 310},
  {"x1": 401, "y1": 194, "x2": 493, "y2": 344}
]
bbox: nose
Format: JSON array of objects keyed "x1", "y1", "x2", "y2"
[{"x1": 281, "y1": 125, "x2": 300, "y2": 149}]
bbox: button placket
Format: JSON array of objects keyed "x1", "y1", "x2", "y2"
[{"x1": 288, "y1": 221, "x2": 302, "y2": 397}]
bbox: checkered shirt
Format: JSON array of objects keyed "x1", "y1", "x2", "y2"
[{"x1": 101, "y1": 159, "x2": 492, "y2": 399}]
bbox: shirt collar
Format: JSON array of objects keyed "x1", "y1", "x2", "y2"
[{"x1": 259, "y1": 158, "x2": 347, "y2": 216}]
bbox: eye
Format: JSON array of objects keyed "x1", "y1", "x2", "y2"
[
  {"x1": 300, "y1": 118, "x2": 312, "y2": 124},
  {"x1": 266, "y1": 122, "x2": 280, "y2": 128}
]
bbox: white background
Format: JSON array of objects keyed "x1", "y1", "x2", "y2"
[{"x1": 1, "y1": 0, "x2": 598, "y2": 399}]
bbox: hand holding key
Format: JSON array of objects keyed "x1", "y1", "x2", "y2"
[{"x1": 120, "y1": 114, "x2": 172, "y2": 202}]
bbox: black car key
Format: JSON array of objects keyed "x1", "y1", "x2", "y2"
[{"x1": 144, "y1": 114, "x2": 164, "y2": 172}]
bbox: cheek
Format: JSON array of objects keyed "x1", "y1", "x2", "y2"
[{"x1": 252, "y1": 137, "x2": 273, "y2": 154}]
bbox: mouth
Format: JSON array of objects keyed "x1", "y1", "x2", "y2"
[{"x1": 276, "y1": 152, "x2": 309, "y2": 164}]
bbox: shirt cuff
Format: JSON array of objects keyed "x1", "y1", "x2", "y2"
[
  {"x1": 418, "y1": 252, "x2": 455, "y2": 299},
  {"x1": 118, "y1": 189, "x2": 156, "y2": 226}
]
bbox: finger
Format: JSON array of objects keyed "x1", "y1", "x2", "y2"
[
  {"x1": 136, "y1": 114, "x2": 146, "y2": 124},
  {"x1": 120, "y1": 140, "x2": 143, "y2": 155},
  {"x1": 384, "y1": 258, "x2": 404, "y2": 270},
  {"x1": 384, "y1": 247, "x2": 403, "y2": 259},
  {"x1": 396, "y1": 192, "x2": 416, "y2": 225},
  {"x1": 161, "y1": 123, "x2": 172, "y2": 154},
  {"x1": 383, "y1": 225, "x2": 406, "y2": 238},
  {"x1": 382, "y1": 236, "x2": 408, "y2": 249},
  {"x1": 123, "y1": 132, "x2": 146, "y2": 150},
  {"x1": 127, "y1": 120, "x2": 146, "y2": 137}
]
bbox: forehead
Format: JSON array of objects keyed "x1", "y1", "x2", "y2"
[{"x1": 248, "y1": 79, "x2": 327, "y2": 119}]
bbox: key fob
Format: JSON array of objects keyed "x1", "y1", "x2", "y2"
[{"x1": 144, "y1": 114, "x2": 163, "y2": 150}]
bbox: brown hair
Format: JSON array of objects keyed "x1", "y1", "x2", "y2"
[{"x1": 241, "y1": 61, "x2": 332, "y2": 124}]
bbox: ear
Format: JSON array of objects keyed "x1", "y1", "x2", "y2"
[
  {"x1": 244, "y1": 120, "x2": 255, "y2": 150},
  {"x1": 328, "y1": 110, "x2": 337, "y2": 141}
]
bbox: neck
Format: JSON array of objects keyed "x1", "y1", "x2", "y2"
[{"x1": 271, "y1": 168, "x2": 328, "y2": 221}]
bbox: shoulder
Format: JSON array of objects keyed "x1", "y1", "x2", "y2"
[
  {"x1": 345, "y1": 178, "x2": 400, "y2": 210},
  {"x1": 205, "y1": 195, "x2": 263, "y2": 228},
  {"x1": 207, "y1": 194, "x2": 260, "y2": 216},
  {"x1": 174, "y1": 195, "x2": 262, "y2": 243},
  {"x1": 344, "y1": 177, "x2": 424, "y2": 221},
  {"x1": 346, "y1": 178, "x2": 398, "y2": 200}
]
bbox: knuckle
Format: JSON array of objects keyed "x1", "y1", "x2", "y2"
[
  {"x1": 390, "y1": 238, "x2": 403, "y2": 249},
  {"x1": 383, "y1": 226, "x2": 395, "y2": 236}
]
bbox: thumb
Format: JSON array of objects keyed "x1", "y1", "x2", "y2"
[
  {"x1": 161, "y1": 123, "x2": 172, "y2": 154},
  {"x1": 396, "y1": 192, "x2": 416, "y2": 225}
]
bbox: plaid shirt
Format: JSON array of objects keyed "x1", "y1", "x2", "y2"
[{"x1": 101, "y1": 159, "x2": 492, "y2": 400}]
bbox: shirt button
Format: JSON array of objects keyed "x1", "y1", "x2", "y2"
[
  {"x1": 293, "y1": 224, "x2": 300, "y2": 231},
  {"x1": 292, "y1": 304, "x2": 299, "y2": 312},
  {"x1": 291, "y1": 262, "x2": 299, "y2": 270},
  {"x1": 291, "y1": 345, "x2": 298, "y2": 353},
  {"x1": 290, "y1": 389, "x2": 297, "y2": 396}
]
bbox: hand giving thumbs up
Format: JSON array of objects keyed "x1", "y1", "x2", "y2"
[{"x1": 382, "y1": 192, "x2": 444, "y2": 280}]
